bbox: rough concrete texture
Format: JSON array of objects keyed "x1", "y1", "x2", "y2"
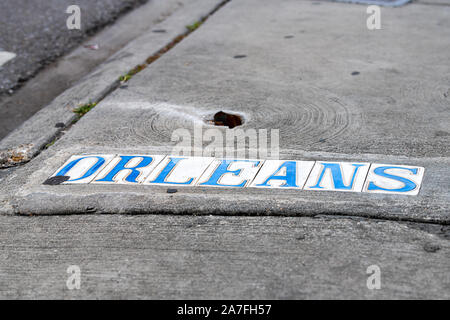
[
  {"x1": 0, "y1": 0, "x2": 225, "y2": 166},
  {"x1": 0, "y1": 215, "x2": 448, "y2": 299},
  {"x1": 0, "y1": 0, "x2": 188, "y2": 139},
  {"x1": 1, "y1": 0, "x2": 447, "y2": 223}
]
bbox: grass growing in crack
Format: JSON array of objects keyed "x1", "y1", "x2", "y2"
[
  {"x1": 73, "y1": 102, "x2": 97, "y2": 116},
  {"x1": 45, "y1": 102, "x2": 96, "y2": 151},
  {"x1": 117, "y1": 19, "x2": 205, "y2": 84},
  {"x1": 44, "y1": 140, "x2": 56, "y2": 149},
  {"x1": 119, "y1": 74, "x2": 132, "y2": 82},
  {"x1": 119, "y1": 64, "x2": 147, "y2": 83},
  {"x1": 186, "y1": 20, "x2": 203, "y2": 32}
]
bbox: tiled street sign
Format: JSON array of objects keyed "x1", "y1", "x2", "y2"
[
  {"x1": 92, "y1": 155, "x2": 166, "y2": 184},
  {"x1": 250, "y1": 160, "x2": 315, "y2": 189},
  {"x1": 197, "y1": 159, "x2": 264, "y2": 188},
  {"x1": 304, "y1": 162, "x2": 370, "y2": 193},
  {"x1": 49, "y1": 154, "x2": 425, "y2": 196},
  {"x1": 144, "y1": 156, "x2": 214, "y2": 186},
  {"x1": 363, "y1": 163, "x2": 425, "y2": 196},
  {"x1": 50, "y1": 154, "x2": 116, "y2": 184}
]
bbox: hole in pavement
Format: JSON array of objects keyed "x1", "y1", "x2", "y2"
[
  {"x1": 152, "y1": 29, "x2": 167, "y2": 33},
  {"x1": 351, "y1": 71, "x2": 360, "y2": 76},
  {"x1": 233, "y1": 55, "x2": 247, "y2": 59},
  {"x1": 206, "y1": 111, "x2": 243, "y2": 129}
]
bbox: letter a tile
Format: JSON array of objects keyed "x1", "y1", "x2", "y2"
[{"x1": 249, "y1": 160, "x2": 315, "y2": 189}]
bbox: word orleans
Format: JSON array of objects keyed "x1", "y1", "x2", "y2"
[{"x1": 47, "y1": 154, "x2": 425, "y2": 195}]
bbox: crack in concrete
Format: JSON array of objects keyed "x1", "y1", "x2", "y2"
[
  {"x1": 12, "y1": 209, "x2": 450, "y2": 226},
  {"x1": 9, "y1": 211, "x2": 450, "y2": 241}
]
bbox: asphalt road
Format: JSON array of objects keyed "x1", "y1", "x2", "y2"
[{"x1": 0, "y1": 0, "x2": 147, "y2": 95}]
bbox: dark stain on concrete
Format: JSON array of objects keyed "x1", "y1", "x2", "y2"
[{"x1": 43, "y1": 176, "x2": 70, "y2": 185}]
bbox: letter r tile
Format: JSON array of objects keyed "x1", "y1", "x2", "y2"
[
  {"x1": 92, "y1": 155, "x2": 166, "y2": 184},
  {"x1": 304, "y1": 161, "x2": 370, "y2": 192},
  {"x1": 363, "y1": 163, "x2": 425, "y2": 195},
  {"x1": 249, "y1": 160, "x2": 315, "y2": 189},
  {"x1": 50, "y1": 154, "x2": 116, "y2": 184}
]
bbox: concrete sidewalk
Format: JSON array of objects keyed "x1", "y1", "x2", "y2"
[
  {"x1": 0, "y1": 0, "x2": 448, "y2": 299},
  {"x1": 2, "y1": 0, "x2": 448, "y2": 220},
  {"x1": 0, "y1": 215, "x2": 448, "y2": 299}
]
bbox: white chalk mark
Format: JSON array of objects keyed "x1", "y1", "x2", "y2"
[{"x1": 0, "y1": 51, "x2": 16, "y2": 67}]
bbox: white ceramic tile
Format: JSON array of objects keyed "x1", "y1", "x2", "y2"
[
  {"x1": 197, "y1": 158, "x2": 264, "y2": 188},
  {"x1": 50, "y1": 154, "x2": 116, "y2": 184},
  {"x1": 363, "y1": 163, "x2": 425, "y2": 195},
  {"x1": 144, "y1": 156, "x2": 214, "y2": 186},
  {"x1": 249, "y1": 160, "x2": 315, "y2": 189},
  {"x1": 304, "y1": 161, "x2": 370, "y2": 192},
  {"x1": 92, "y1": 155, "x2": 166, "y2": 184}
]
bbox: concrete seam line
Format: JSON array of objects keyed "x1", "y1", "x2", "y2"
[
  {"x1": 118, "y1": 0, "x2": 230, "y2": 84},
  {"x1": 0, "y1": 0, "x2": 230, "y2": 169},
  {"x1": 10, "y1": 207, "x2": 450, "y2": 226}
]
